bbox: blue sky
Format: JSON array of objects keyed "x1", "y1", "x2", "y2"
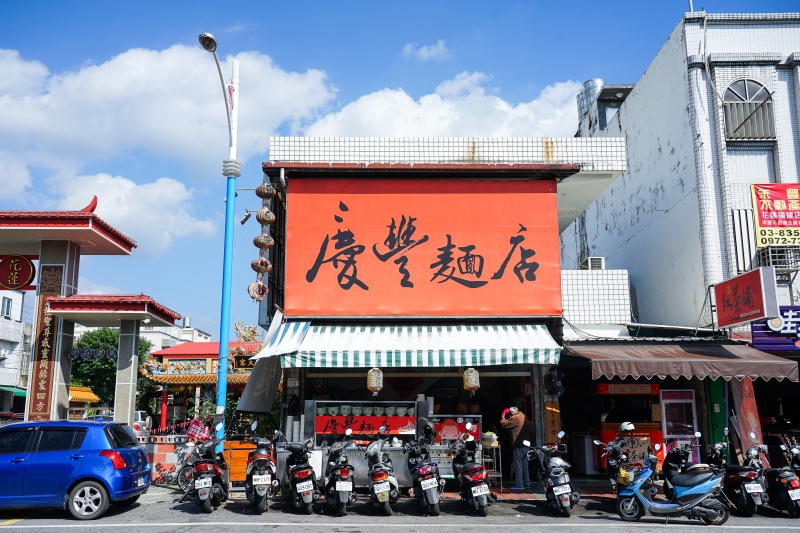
[{"x1": 0, "y1": 0, "x2": 792, "y2": 339}]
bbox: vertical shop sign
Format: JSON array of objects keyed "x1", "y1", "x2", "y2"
[
  {"x1": 751, "y1": 184, "x2": 800, "y2": 247},
  {"x1": 27, "y1": 265, "x2": 64, "y2": 421},
  {"x1": 730, "y1": 377, "x2": 769, "y2": 468},
  {"x1": 714, "y1": 267, "x2": 779, "y2": 328}
]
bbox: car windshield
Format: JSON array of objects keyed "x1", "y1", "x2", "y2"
[{"x1": 105, "y1": 424, "x2": 138, "y2": 448}]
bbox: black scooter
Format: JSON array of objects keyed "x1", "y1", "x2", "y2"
[
  {"x1": 705, "y1": 427, "x2": 762, "y2": 517},
  {"x1": 526, "y1": 431, "x2": 580, "y2": 517},
  {"x1": 185, "y1": 437, "x2": 229, "y2": 513},
  {"x1": 744, "y1": 431, "x2": 800, "y2": 518},
  {"x1": 280, "y1": 431, "x2": 319, "y2": 515},
  {"x1": 403, "y1": 422, "x2": 444, "y2": 516},
  {"x1": 244, "y1": 421, "x2": 279, "y2": 514},
  {"x1": 593, "y1": 437, "x2": 631, "y2": 494},
  {"x1": 452, "y1": 422, "x2": 493, "y2": 517},
  {"x1": 323, "y1": 428, "x2": 357, "y2": 516}
]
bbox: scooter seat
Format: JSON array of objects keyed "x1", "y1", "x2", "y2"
[
  {"x1": 685, "y1": 463, "x2": 711, "y2": 472},
  {"x1": 670, "y1": 470, "x2": 715, "y2": 487},
  {"x1": 765, "y1": 466, "x2": 794, "y2": 477},
  {"x1": 727, "y1": 465, "x2": 757, "y2": 473}
]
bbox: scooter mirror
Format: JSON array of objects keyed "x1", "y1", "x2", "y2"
[
  {"x1": 724, "y1": 427, "x2": 729, "y2": 436},
  {"x1": 781, "y1": 444, "x2": 787, "y2": 451},
  {"x1": 654, "y1": 443, "x2": 661, "y2": 451},
  {"x1": 423, "y1": 424, "x2": 434, "y2": 437},
  {"x1": 465, "y1": 422, "x2": 473, "y2": 431},
  {"x1": 345, "y1": 428, "x2": 353, "y2": 436},
  {"x1": 522, "y1": 440, "x2": 531, "y2": 447},
  {"x1": 185, "y1": 442, "x2": 196, "y2": 448},
  {"x1": 593, "y1": 440, "x2": 603, "y2": 445},
  {"x1": 694, "y1": 431, "x2": 702, "y2": 438},
  {"x1": 251, "y1": 421, "x2": 258, "y2": 431},
  {"x1": 557, "y1": 431, "x2": 565, "y2": 440},
  {"x1": 466, "y1": 434, "x2": 475, "y2": 442},
  {"x1": 749, "y1": 431, "x2": 757, "y2": 439}
]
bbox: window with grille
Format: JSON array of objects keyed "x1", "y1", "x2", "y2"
[{"x1": 723, "y1": 78, "x2": 775, "y2": 140}]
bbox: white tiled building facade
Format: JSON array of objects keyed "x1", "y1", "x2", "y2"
[
  {"x1": 0, "y1": 290, "x2": 31, "y2": 411},
  {"x1": 561, "y1": 12, "x2": 800, "y2": 327}
]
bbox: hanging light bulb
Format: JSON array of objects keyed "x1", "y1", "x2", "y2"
[{"x1": 367, "y1": 367, "x2": 383, "y2": 397}]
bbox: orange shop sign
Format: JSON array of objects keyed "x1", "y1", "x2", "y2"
[{"x1": 285, "y1": 179, "x2": 562, "y2": 317}]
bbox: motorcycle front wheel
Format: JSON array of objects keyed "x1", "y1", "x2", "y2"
[
  {"x1": 701, "y1": 506, "x2": 729, "y2": 526},
  {"x1": 616, "y1": 496, "x2": 644, "y2": 522}
]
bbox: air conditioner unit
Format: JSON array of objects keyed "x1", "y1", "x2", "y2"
[{"x1": 579, "y1": 256, "x2": 606, "y2": 270}]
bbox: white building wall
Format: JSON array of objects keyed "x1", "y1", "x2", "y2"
[
  {"x1": 562, "y1": 22, "x2": 707, "y2": 327},
  {"x1": 564, "y1": 12, "x2": 800, "y2": 327},
  {"x1": 0, "y1": 291, "x2": 29, "y2": 389}
]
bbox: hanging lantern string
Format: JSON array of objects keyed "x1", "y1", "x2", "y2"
[{"x1": 249, "y1": 179, "x2": 277, "y2": 302}]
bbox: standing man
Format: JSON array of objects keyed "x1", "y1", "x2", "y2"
[{"x1": 501, "y1": 406, "x2": 532, "y2": 490}]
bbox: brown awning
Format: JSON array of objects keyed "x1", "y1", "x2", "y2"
[{"x1": 566, "y1": 343, "x2": 799, "y2": 382}]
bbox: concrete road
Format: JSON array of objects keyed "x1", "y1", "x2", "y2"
[{"x1": 1, "y1": 486, "x2": 800, "y2": 532}]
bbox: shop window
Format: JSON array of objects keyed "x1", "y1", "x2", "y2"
[{"x1": 723, "y1": 78, "x2": 775, "y2": 140}]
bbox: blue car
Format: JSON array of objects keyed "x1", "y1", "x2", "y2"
[{"x1": 0, "y1": 420, "x2": 150, "y2": 520}]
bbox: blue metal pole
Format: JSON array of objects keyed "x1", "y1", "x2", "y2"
[{"x1": 215, "y1": 175, "x2": 237, "y2": 448}]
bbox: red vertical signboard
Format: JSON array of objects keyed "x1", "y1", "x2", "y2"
[
  {"x1": 26, "y1": 265, "x2": 63, "y2": 421},
  {"x1": 714, "y1": 267, "x2": 779, "y2": 328}
]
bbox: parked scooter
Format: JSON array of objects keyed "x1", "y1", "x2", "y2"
[
  {"x1": 279, "y1": 430, "x2": 319, "y2": 515},
  {"x1": 616, "y1": 442, "x2": 730, "y2": 525},
  {"x1": 244, "y1": 421, "x2": 279, "y2": 514},
  {"x1": 593, "y1": 422, "x2": 636, "y2": 494},
  {"x1": 403, "y1": 422, "x2": 445, "y2": 516},
  {"x1": 364, "y1": 426, "x2": 400, "y2": 515},
  {"x1": 187, "y1": 437, "x2": 229, "y2": 513},
  {"x1": 744, "y1": 431, "x2": 800, "y2": 518},
  {"x1": 323, "y1": 428, "x2": 357, "y2": 516},
  {"x1": 526, "y1": 431, "x2": 580, "y2": 517},
  {"x1": 662, "y1": 432, "x2": 709, "y2": 501},
  {"x1": 705, "y1": 427, "x2": 763, "y2": 517},
  {"x1": 452, "y1": 422, "x2": 492, "y2": 517}
]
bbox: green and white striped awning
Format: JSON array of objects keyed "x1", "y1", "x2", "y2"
[{"x1": 253, "y1": 323, "x2": 560, "y2": 368}]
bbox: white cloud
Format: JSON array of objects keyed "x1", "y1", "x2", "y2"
[
  {"x1": 0, "y1": 45, "x2": 335, "y2": 175},
  {"x1": 402, "y1": 40, "x2": 450, "y2": 61},
  {"x1": 55, "y1": 173, "x2": 216, "y2": 256},
  {"x1": 78, "y1": 277, "x2": 121, "y2": 295},
  {"x1": 306, "y1": 72, "x2": 582, "y2": 138},
  {"x1": 0, "y1": 152, "x2": 33, "y2": 202}
]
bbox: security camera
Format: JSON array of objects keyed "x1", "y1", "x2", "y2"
[
  {"x1": 143, "y1": 318, "x2": 151, "y2": 324},
  {"x1": 240, "y1": 211, "x2": 252, "y2": 225},
  {"x1": 198, "y1": 33, "x2": 218, "y2": 53}
]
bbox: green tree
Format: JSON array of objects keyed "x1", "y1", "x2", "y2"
[{"x1": 70, "y1": 327, "x2": 154, "y2": 406}]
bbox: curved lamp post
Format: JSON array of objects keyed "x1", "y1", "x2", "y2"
[{"x1": 199, "y1": 32, "x2": 240, "y2": 450}]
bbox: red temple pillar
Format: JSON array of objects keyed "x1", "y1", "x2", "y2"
[{"x1": 160, "y1": 390, "x2": 168, "y2": 428}]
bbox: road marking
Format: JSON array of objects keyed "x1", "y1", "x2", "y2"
[
  {"x1": 0, "y1": 520, "x2": 23, "y2": 527},
  {"x1": 0, "y1": 523, "x2": 800, "y2": 530}
]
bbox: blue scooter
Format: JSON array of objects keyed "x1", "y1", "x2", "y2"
[{"x1": 616, "y1": 443, "x2": 730, "y2": 525}]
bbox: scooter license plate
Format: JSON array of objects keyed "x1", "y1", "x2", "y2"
[
  {"x1": 420, "y1": 478, "x2": 438, "y2": 490},
  {"x1": 471, "y1": 484, "x2": 490, "y2": 496},
  {"x1": 374, "y1": 482, "x2": 391, "y2": 494},
  {"x1": 195, "y1": 478, "x2": 212, "y2": 489},
  {"x1": 789, "y1": 489, "x2": 800, "y2": 501},
  {"x1": 745, "y1": 483, "x2": 764, "y2": 493},
  {"x1": 553, "y1": 484, "x2": 572, "y2": 496},
  {"x1": 253, "y1": 475, "x2": 271, "y2": 485},
  {"x1": 336, "y1": 481, "x2": 353, "y2": 492},
  {"x1": 296, "y1": 481, "x2": 314, "y2": 492}
]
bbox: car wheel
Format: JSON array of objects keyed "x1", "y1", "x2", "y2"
[
  {"x1": 111, "y1": 494, "x2": 140, "y2": 507},
  {"x1": 68, "y1": 481, "x2": 110, "y2": 520}
]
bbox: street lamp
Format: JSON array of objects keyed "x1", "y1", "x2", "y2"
[{"x1": 199, "y1": 32, "x2": 241, "y2": 450}]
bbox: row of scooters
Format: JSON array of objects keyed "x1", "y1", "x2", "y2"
[
  {"x1": 594, "y1": 424, "x2": 800, "y2": 526},
  {"x1": 177, "y1": 421, "x2": 504, "y2": 516}
]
